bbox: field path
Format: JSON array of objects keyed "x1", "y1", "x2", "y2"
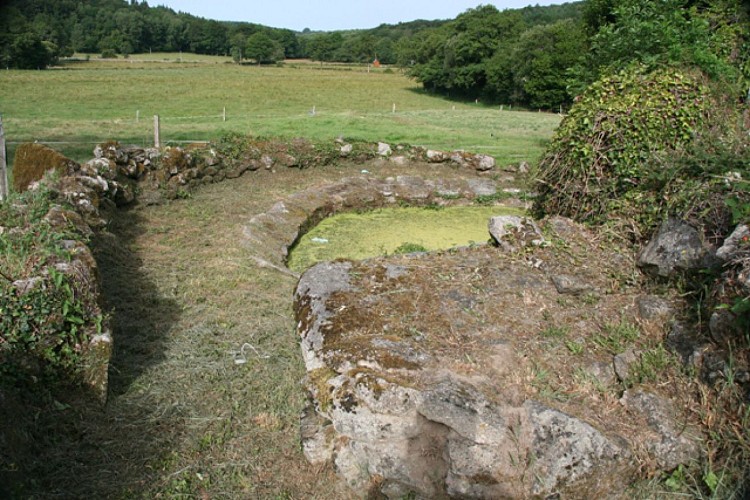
[{"x1": 94, "y1": 165, "x2": 353, "y2": 498}]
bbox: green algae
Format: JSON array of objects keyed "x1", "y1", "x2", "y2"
[{"x1": 288, "y1": 205, "x2": 525, "y2": 272}]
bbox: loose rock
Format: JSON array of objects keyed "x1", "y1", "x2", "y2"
[
  {"x1": 638, "y1": 218, "x2": 713, "y2": 278},
  {"x1": 488, "y1": 215, "x2": 544, "y2": 252}
]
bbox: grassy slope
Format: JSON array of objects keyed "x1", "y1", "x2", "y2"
[{"x1": 0, "y1": 56, "x2": 560, "y2": 166}]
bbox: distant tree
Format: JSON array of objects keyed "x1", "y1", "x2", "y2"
[
  {"x1": 483, "y1": 40, "x2": 519, "y2": 104},
  {"x1": 351, "y1": 34, "x2": 377, "y2": 63},
  {"x1": 229, "y1": 32, "x2": 246, "y2": 63},
  {"x1": 375, "y1": 38, "x2": 396, "y2": 64},
  {"x1": 9, "y1": 32, "x2": 56, "y2": 69},
  {"x1": 308, "y1": 32, "x2": 343, "y2": 63},
  {"x1": 245, "y1": 32, "x2": 284, "y2": 64},
  {"x1": 99, "y1": 30, "x2": 127, "y2": 55},
  {"x1": 509, "y1": 19, "x2": 587, "y2": 109},
  {"x1": 271, "y1": 29, "x2": 300, "y2": 58},
  {"x1": 405, "y1": 5, "x2": 525, "y2": 97}
]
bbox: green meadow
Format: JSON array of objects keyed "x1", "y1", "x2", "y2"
[{"x1": 0, "y1": 55, "x2": 561, "y2": 165}]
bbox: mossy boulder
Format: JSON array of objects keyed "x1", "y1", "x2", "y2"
[
  {"x1": 293, "y1": 219, "x2": 701, "y2": 498},
  {"x1": 12, "y1": 143, "x2": 80, "y2": 192}
]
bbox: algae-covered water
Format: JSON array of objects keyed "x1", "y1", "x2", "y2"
[{"x1": 287, "y1": 205, "x2": 525, "y2": 272}]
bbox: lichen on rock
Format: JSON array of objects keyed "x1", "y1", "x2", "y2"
[{"x1": 294, "y1": 215, "x2": 700, "y2": 498}]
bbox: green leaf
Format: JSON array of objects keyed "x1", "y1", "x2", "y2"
[
  {"x1": 704, "y1": 470, "x2": 719, "y2": 493},
  {"x1": 68, "y1": 315, "x2": 85, "y2": 325}
]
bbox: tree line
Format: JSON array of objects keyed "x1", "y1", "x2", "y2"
[
  {"x1": 401, "y1": 0, "x2": 749, "y2": 110},
  {"x1": 2, "y1": 0, "x2": 747, "y2": 111},
  {"x1": 0, "y1": 0, "x2": 304, "y2": 67},
  {"x1": 0, "y1": 0, "x2": 580, "y2": 71}
]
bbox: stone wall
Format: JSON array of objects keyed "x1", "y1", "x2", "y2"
[{"x1": 6, "y1": 138, "x2": 503, "y2": 402}]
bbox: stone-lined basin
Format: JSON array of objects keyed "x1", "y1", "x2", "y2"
[
  {"x1": 241, "y1": 174, "x2": 523, "y2": 275},
  {"x1": 287, "y1": 205, "x2": 526, "y2": 272},
  {"x1": 243, "y1": 173, "x2": 701, "y2": 498}
]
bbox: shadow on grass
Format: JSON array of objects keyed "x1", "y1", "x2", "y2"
[
  {"x1": 0, "y1": 205, "x2": 183, "y2": 498},
  {"x1": 406, "y1": 86, "x2": 496, "y2": 106}
]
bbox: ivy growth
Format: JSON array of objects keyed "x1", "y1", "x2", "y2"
[
  {"x1": 0, "y1": 184, "x2": 99, "y2": 385},
  {"x1": 533, "y1": 64, "x2": 738, "y2": 237}
]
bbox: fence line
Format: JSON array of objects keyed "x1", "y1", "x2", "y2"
[
  {"x1": 1, "y1": 104, "x2": 557, "y2": 128},
  {"x1": 0, "y1": 116, "x2": 8, "y2": 201},
  {"x1": 7, "y1": 139, "x2": 211, "y2": 146},
  {"x1": 2, "y1": 105, "x2": 556, "y2": 159},
  {"x1": 7, "y1": 141, "x2": 103, "y2": 145}
]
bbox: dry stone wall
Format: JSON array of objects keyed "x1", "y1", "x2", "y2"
[{"x1": 7, "y1": 138, "x2": 504, "y2": 402}]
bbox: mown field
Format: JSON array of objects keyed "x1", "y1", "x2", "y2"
[{"x1": 0, "y1": 54, "x2": 561, "y2": 167}]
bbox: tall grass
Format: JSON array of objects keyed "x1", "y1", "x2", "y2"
[{"x1": 0, "y1": 57, "x2": 561, "y2": 165}]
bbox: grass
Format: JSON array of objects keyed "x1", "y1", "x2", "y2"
[
  {"x1": 0, "y1": 55, "x2": 561, "y2": 166},
  {"x1": 2, "y1": 159, "x2": 514, "y2": 498},
  {"x1": 76, "y1": 52, "x2": 235, "y2": 64},
  {"x1": 593, "y1": 319, "x2": 641, "y2": 354}
]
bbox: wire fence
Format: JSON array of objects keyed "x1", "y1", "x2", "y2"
[
  {"x1": 2, "y1": 105, "x2": 559, "y2": 166},
  {"x1": 0, "y1": 116, "x2": 8, "y2": 200}
]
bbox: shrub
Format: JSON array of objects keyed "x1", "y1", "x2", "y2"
[{"x1": 533, "y1": 64, "x2": 740, "y2": 237}]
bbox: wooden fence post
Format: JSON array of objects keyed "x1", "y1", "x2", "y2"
[
  {"x1": 0, "y1": 116, "x2": 8, "y2": 202},
  {"x1": 154, "y1": 115, "x2": 161, "y2": 148},
  {"x1": 223, "y1": 106, "x2": 226, "y2": 122}
]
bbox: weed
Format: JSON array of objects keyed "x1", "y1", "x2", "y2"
[
  {"x1": 393, "y1": 242, "x2": 428, "y2": 254},
  {"x1": 627, "y1": 345, "x2": 673, "y2": 385},
  {"x1": 565, "y1": 340, "x2": 584, "y2": 355},
  {"x1": 540, "y1": 325, "x2": 568, "y2": 339},
  {"x1": 531, "y1": 363, "x2": 567, "y2": 402},
  {"x1": 556, "y1": 297, "x2": 570, "y2": 307},
  {"x1": 572, "y1": 366, "x2": 608, "y2": 394},
  {"x1": 664, "y1": 464, "x2": 687, "y2": 492},
  {"x1": 580, "y1": 292, "x2": 600, "y2": 305},
  {"x1": 593, "y1": 319, "x2": 640, "y2": 354},
  {"x1": 475, "y1": 191, "x2": 513, "y2": 205},
  {"x1": 438, "y1": 193, "x2": 462, "y2": 201}
]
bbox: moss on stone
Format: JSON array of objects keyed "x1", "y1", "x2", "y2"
[{"x1": 12, "y1": 143, "x2": 79, "y2": 192}]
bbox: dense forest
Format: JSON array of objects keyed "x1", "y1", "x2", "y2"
[
  {"x1": 0, "y1": 0, "x2": 582, "y2": 105},
  {"x1": 400, "y1": 0, "x2": 750, "y2": 108},
  {"x1": 1, "y1": 0, "x2": 748, "y2": 110},
  {"x1": 0, "y1": 0, "x2": 305, "y2": 64}
]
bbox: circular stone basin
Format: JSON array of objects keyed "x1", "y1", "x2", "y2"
[{"x1": 287, "y1": 205, "x2": 525, "y2": 272}]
